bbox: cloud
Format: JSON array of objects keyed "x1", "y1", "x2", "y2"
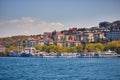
[{"x1": 0, "y1": 17, "x2": 64, "y2": 37}]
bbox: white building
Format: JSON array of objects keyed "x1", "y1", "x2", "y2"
[
  {"x1": 93, "y1": 32, "x2": 106, "y2": 42},
  {"x1": 0, "y1": 45, "x2": 5, "y2": 53}
]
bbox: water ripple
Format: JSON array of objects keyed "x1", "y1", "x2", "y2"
[{"x1": 0, "y1": 57, "x2": 120, "y2": 80}]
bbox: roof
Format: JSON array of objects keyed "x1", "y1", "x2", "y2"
[
  {"x1": 93, "y1": 32, "x2": 102, "y2": 35},
  {"x1": 47, "y1": 38, "x2": 54, "y2": 42},
  {"x1": 57, "y1": 40, "x2": 64, "y2": 43},
  {"x1": 66, "y1": 40, "x2": 80, "y2": 43},
  {"x1": 0, "y1": 45, "x2": 5, "y2": 48},
  {"x1": 44, "y1": 32, "x2": 52, "y2": 34},
  {"x1": 56, "y1": 33, "x2": 64, "y2": 36},
  {"x1": 28, "y1": 38, "x2": 38, "y2": 41}
]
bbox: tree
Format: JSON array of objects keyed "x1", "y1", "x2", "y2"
[
  {"x1": 104, "y1": 41, "x2": 120, "y2": 54},
  {"x1": 85, "y1": 43, "x2": 104, "y2": 52},
  {"x1": 35, "y1": 44, "x2": 43, "y2": 52},
  {"x1": 56, "y1": 46, "x2": 67, "y2": 53},
  {"x1": 85, "y1": 44, "x2": 95, "y2": 52},
  {"x1": 75, "y1": 44, "x2": 83, "y2": 53},
  {"x1": 43, "y1": 45, "x2": 50, "y2": 53},
  {"x1": 49, "y1": 45, "x2": 56, "y2": 53},
  {"x1": 99, "y1": 22, "x2": 110, "y2": 28},
  {"x1": 94, "y1": 43, "x2": 104, "y2": 51},
  {"x1": 67, "y1": 47, "x2": 77, "y2": 53},
  {"x1": 9, "y1": 46, "x2": 19, "y2": 51}
]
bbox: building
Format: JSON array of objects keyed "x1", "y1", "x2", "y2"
[
  {"x1": 38, "y1": 40, "x2": 44, "y2": 46},
  {"x1": 66, "y1": 40, "x2": 75, "y2": 47},
  {"x1": 93, "y1": 32, "x2": 106, "y2": 42},
  {"x1": 57, "y1": 41, "x2": 63, "y2": 46},
  {"x1": 23, "y1": 47, "x2": 36, "y2": 54},
  {"x1": 105, "y1": 31, "x2": 120, "y2": 41},
  {"x1": 0, "y1": 45, "x2": 5, "y2": 53},
  {"x1": 35, "y1": 34, "x2": 44, "y2": 39},
  {"x1": 44, "y1": 38, "x2": 54, "y2": 45},
  {"x1": 53, "y1": 32, "x2": 64, "y2": 42},
  {"x1": 82, "y1": 33, "x2": 94, "y2": 43},
  {"x1": 25, "y1": 38, "x2": 38, "y2": 47},
  {"x1": 44, "y1": 32, "x2": 52, "y2": 39}
]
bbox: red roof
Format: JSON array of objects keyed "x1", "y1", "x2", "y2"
[
  {"x1": 93, "y1": 32, "x2": 102, "y2": 34},
  {"x1": 66, "y1": 40, "x2": 80, "y2": 43},
  {"x1": 28, "y1": 38, "x2": 38, "y2": 41},
  {"x1": 69, "y1": 28, "x2": 77, "y2": 32}
]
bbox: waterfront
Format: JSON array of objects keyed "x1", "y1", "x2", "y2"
[{"x1": 0, "y1": 57, "x2": 120, "y2": 80}]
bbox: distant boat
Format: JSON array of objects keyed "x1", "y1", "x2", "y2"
[
  {"x1": 95, "y1": 50, "x2": 119, "y2": 58},
  {"x1": 77, "y1": 50, "x2": 119, "y2": 58},
  {"x1": 78, "y1": 52, "x2": 95, "y2": 58}
]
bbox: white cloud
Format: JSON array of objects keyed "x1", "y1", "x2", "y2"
[{"x1": 0, "y1": 17, "x2": 65, "y2": 37}]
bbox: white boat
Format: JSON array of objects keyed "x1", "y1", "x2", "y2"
[{"x1": 98, "y1": 50, "x2": 118, "y2": 57}]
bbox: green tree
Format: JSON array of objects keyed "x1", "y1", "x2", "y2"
[
  {"x1": 85, "y1": 43, "x2": 104, "y2": 52},
  {"x1": 49, "y1": 45, "x2": 56, "y2": 53},
  {"x1": 9, "y1": 46, "x2": 19, "y2": 51},
  {"x1": 85, "y1": 44, "x2": 95, "y2": 52},
  {"x1": 68, "y1": 47, "x2": 77, "y2": 53},
  {"x1": 104, "y1": 41, "x2": 120, "y2": 54},
  {"x1": 35, "y1": 44, "x2": 43, "y2": 52},
  {"x1": 75, "y1": 44, "x2": 83, "y2": 53},
  {"x1": 43, "y1": 45, "x2": 50, "y2": 53},
  {"x1": 94, "y1": 43, "x2": 104, "y2": 51}
]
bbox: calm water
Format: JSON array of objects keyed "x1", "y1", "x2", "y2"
[{"x1": 0, "y1": 57, "x2": 120, "y2": 80}]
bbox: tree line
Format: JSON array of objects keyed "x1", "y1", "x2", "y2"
[
  {"x1": 1, "y1": 40, "x2": 120, "y2": 56},
  {"x1": 35, "y1": 41, "x2": 120, "y2": 54}
]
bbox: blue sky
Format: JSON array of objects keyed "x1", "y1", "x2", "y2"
[{"x1": 0, "y1": 0, "x2": 120, "y2": 37}]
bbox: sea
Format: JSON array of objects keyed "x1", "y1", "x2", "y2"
[{"x1": 0, "y1": 57, "x2": 120, "y2": 80}]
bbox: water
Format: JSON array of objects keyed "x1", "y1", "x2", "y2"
[{"x1": 0, "y1": 57, "x2": 120, "y2": 80}]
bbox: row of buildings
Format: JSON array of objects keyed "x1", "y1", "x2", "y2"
[{"x1": 25, "y1": 27, "x2": 120, "y2": 47}]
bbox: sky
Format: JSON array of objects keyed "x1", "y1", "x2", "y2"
[{"x1": 0, "y1": 0, "x2": 120, "y2": 37}]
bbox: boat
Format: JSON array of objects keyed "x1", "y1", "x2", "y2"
[{"x1": 95, "y1": 50, "x2": 119, "y2": 58}]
